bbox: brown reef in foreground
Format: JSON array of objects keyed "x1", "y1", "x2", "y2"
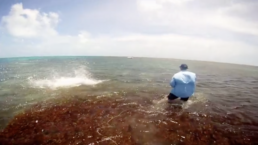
[{"x1": 0, "y1": 96, "x2": 257, "y2": 145}]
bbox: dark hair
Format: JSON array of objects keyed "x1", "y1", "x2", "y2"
[{"x1": 180, "y1": 64, "x2": 188, "y2": 70}]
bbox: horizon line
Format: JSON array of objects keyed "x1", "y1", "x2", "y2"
[{"x1": 0, "y1": 55, "x2": 257, "y2": 67}]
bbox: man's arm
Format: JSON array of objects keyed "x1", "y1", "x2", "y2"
[{"x1": 170, "y1": 77, "x2": 176, "y2": 88}]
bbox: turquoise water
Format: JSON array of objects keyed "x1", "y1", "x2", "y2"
[{"x1": 0, "y1": 56, "x2": 258, "y2": 143}]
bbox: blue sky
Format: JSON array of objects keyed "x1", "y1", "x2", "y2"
[{"x1": 0, "y1": 0, "x2": 258, "y2": 65}]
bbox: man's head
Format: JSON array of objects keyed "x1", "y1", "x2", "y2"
[{"x1": 180, "y1": 64, "x2": 188, "y2": 70}]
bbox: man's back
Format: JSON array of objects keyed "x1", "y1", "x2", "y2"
[{"x1": 170, "y1": 71, "x2": 196, "y2": 98}]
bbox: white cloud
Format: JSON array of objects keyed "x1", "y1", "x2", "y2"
[
  {"x1": 208, "y1": 2, "x2": 258, "y2": 35},
  {"x1": 207, "y1": 15, "x2": 258, "y2": 36},
  {"x1": 78, "y1": 31, "x2": 91, "y2": 43},
  {"x1": 137, "y1": 0, "x2": 193, "y2": 11},
  {"x1": 107, "y1": 34, "x2": 257, "y2": 62},
  {"x1": 23, "y1": 32, "x2": 257, "y2": 65},
  {"x1": 1, "y1": 2, "x2": 258, "y2": 66},
  {"x1": 136, "y1": 0, "x2": 258, "y2": 36},
  {"x1": 2, "y1": 3, "x2": 58, "y2": 38},
  {"x1": 165, "y1": 0, "x2": 193, "y2": 5},
  {"x1": 137, "y1": 0, "x2": 162, "y2": 12}
]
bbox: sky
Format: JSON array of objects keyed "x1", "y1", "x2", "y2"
[{"x1": 0, "y1": 0, "x2": 257, "y2": 66}]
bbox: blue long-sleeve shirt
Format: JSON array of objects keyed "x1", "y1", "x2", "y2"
[{"x1": 170, "y1": 70, "x2": 196, "y2": 98}]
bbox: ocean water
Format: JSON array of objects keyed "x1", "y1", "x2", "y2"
[{"x1": 0, "y1": 56, "x2": 258, "y2": 144}]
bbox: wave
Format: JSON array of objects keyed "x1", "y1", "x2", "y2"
[{"x1": 28, "y1": 67, "x2": 104, "y2": 90}]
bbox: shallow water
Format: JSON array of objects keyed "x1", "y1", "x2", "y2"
[{"x1": 0, "y1": 56, "x2": 258, "y2": 144}]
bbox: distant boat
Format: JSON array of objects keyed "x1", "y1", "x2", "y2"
[{"x1": 127, "y1": 56, "x2": 133, "y2": 59}]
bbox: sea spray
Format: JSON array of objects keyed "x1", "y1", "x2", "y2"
[{"x1": 28, "y1": 67, "x2": 104, "y2": 89}]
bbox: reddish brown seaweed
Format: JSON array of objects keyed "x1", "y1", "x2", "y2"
[{"x1": 0, "y1": 96, "x2": 257, "y2": 145}]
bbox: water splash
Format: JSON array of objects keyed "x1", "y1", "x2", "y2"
[
  {"x1": 182, "y1": 92, "x2": 208, "y2": 109},
  {"x1": 28, "y1": 67, "x2": 104, "y2": 90},
  {"x1": 152, "y1": 92, "x2": 208, "y2": 111}
]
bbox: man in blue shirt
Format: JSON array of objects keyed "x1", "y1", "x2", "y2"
[{"x1": 168, "y1": 64, "x2": 196, "y2": 102}]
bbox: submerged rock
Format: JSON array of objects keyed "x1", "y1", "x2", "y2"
[{"x1": 0, "y1": 96, "x2": 257, "y2": 145}]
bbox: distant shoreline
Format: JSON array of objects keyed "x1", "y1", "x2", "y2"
[{"x1": 0, "y1": 55, "x2": 257, "y2": 67}]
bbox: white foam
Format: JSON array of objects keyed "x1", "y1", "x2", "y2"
[
  {"x1": 182, "y1": 92, "x2": 208, "y2": 109},
  {"x1": 28, "y1": 67, "x2": 104, "y2": 89},
  {"x1": 152, "y1": 93, "x2": 208, "y2": 110}
]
